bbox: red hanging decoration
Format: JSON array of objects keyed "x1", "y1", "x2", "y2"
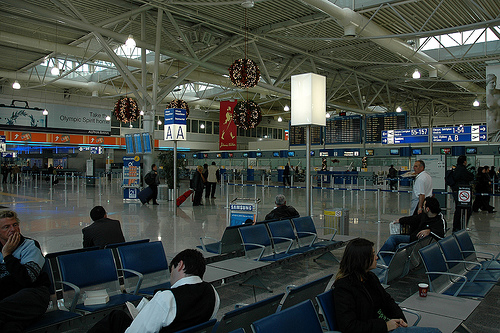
[
  {"x1": 167, "y1": 99, "x2": 190, "y2": 118},
  {"x1": 229, "y1": 58, "x2": 260, "y2": 89},
  {"x1": 233, "y1": 100, "x2": 262, "y2": 130},
  {"x1": 113, "y1": 97, "x2": 139, "y2": 123}
]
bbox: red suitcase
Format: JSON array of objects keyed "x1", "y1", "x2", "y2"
[{"x1": 176, "y1": 189, "x2": 194, "y2": 207}]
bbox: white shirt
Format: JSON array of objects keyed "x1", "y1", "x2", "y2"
[
  {"x1": 125, "y1": 276, "x2": 220, "y2": 333},
  {"x1": 411, "y1": 170, "x2": 433, "y2": 212}
]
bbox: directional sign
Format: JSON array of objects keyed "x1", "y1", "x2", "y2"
[
  {"x1": 0, "y1": 135, "x2": 5, "y2": 152},
  {"x1": 432, "y1": 125, "x2": 487, "y2": 143},
  {"x1": 164, "y1": 108, "x2": 186, "y2": 141},
  {"x1": 382, "y1": 128, "x2": 429, "y2": 144}
]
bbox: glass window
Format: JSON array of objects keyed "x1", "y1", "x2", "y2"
[
  {"x1": 192, "y1": 120, "x2": 198, "y2": 133},
  {"x1": 213, "y1": 122, "x2": 219, "y2": 135},
  {"x1": 278, "y1": 128, "x2": 283, "y2": 140},
  {"x1": 257, "y1": 127, "x2": 262, "y2": 138},
  {"x1": 187, "y1": 119, "x2": 191, "y2": 132},
  {"x1": 238, "y1": 127, "x2": 245, "y2": 136},
  {"x1": 273, "y1": 128, "x2": 278, "y2": 139},
  {"x1": 206, "y1": 121, "x2": 212, "y2": 135},
  {"x1": 199, "y1": 121, "x2": 206, "y2": 134},
  {"x1": 251, "y1": 128, "x2": 256, "y2": 137},
  {"x1": 111, "y1": 127, "x2": 120, "y2": 135}
]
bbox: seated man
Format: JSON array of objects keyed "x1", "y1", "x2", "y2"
[
  {"x1": 88, "y1": 248, "x2": 220, "y2": 333},
  {"x1": 0, "y1": 210, "x2": 50, "y2": 332},
  {"x1": 83, "y1": 206, "x2": 125, "y2": 248},
  {"x1": 264, "y1": 194, "x2": 300, "y2": 221},
  {"x1": 379, "y1": 196, "x2": 446, "y2": 260}
]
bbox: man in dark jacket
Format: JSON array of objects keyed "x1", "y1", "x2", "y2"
[
  {"x1": 264, "y1": 194, "x2": 299, "y2": 220},
  {"x1": 451, "y1": 155, "x2": 475, "y2": 232},
  {"x1": 0, "y1": 210, "x2": 50, "y2": 332},
  {"x1": 378, "y1": 196, "x2": 446, "y2": 257},
  {"x1": 83, "y1": 206, "x2": 125, "y2": 248},
  {"x1": 192, "y1": 166, "x2": 206, "y2": 206}
]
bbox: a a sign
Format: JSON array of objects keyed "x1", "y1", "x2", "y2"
[
  {"x1": 0, "y1": 135, "x2": 5, "y2": 152},
  {"x1": 125, "y1": 134, "x2": 134, "y2": 154},
  {"x1": 382, "y1": 128, "x2": 429, "y2": 144},
  {"x1": 142, "y1": 132, "x2": 152, "y2": 154},
  {"x1": 164, "y1": 108, "x2": 186, "y2": 141},
  {"x1": 432, "y1": 125, "x2": 487, "y2": 143},
  {"x1": 122, "y1": 156, "x2": 141, "y2": 186}
]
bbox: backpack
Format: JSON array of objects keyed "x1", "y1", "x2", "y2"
[
  {"x1": 145, "y1": 171, "x2": 155, "y2": 186},
  {"x1": 445, "y1": 169, "x2": 456, "y2": 188}
]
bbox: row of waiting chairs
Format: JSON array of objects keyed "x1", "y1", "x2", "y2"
[
  {"x1": 419, "y1": 230, "x2": 500, "y2": 298},
  {"x1": 372, "y1": 235, "x2": 433, "y2": 285},
  {"x1": 199, "y1": 216, "x2": 340, "y2": 261},
  {"x1": 27, "y1": 239, "x2": 170, "y2": 332}
]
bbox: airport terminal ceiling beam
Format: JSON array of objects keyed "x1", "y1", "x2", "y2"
[{"x1": 301, "y1": 0, "x2": 484, "y2": 94}]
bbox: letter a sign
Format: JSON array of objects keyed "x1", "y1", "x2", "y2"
[{"x1": 164, "y1": 108, "x2": 186, "y2": 141}]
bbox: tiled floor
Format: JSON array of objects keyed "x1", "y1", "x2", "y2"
[{"x1": 2, "y1": 175, "x2": 500, "y2": 332}]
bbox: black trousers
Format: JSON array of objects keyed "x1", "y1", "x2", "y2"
[
  {"x1": 150, "y1": 184, "x2": 158, "y2": 203},
  {"x1": 193, "y1": 189, "x2": 203, "y2": 205},
  {"x1": 205, "y1": 182, "x2": 216, "y2": 198},
  {"x1": 88, "y1": 309, "x2": 132, "y2": 333},
  {"x1": 0, "y1": 286, "x2": 50, "y2": 333}
]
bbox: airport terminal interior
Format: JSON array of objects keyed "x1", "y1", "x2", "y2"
[
  {"x1": 1, "y1": 0, "x2": 500, "y2": 332},
  {"x1": 1, "y1": 174, "x2": 500, "y2": 332}
]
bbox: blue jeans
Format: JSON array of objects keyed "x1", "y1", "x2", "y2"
[
  {"x1": 378, "y1": 235, "x2": 411, "y2": 264},
  {"x1": 394, "y1": 327, "x2": 441, "y2": 332}
]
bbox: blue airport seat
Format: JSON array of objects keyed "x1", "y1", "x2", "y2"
[
  {"x1": 213, "y1": 293, "x2": 284, "y2": 333},
  {"x1": 239, "y1": 224, "x2": 298, "y2": 261},
  {"x1": 56, "y1": 248, "x2": 142, "y2": 313},
  {"x1": 453, "y1": 230, "x2": 500, "y2": 270},
  {"x1": 279, "y1": 274, "x2": 333, "y2": 310},
  {"x1": 251, "y1": 300, "x2": 323, "y2": 333},
  {"x1": 175, "y1": 318, "x2": 217, "y2": 333},
  {"x1": 419, "y1": 243, "x2": 494, "y2": 298},
  {"x1": 315, "y1": 289, "x2": 338, "y2": 332},
  {"x1": 116, "y1": 241, "x2": 171, "y2": 295}
]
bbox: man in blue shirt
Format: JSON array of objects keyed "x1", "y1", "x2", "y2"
[{"x1": 0, "y1": 210, "x2": 50, "y2": 332}]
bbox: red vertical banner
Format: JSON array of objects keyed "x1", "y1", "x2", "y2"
[{"x1": 219, "y1": 100, "x2": 238, "y2": 150}]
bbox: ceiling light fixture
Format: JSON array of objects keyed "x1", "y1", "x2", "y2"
[
  {"x1": 473, "y1": 99, "x2": 480, "y2": 107},
  {"x1": 277, "y1": 116, "x2": 282, "y2": 122},
  {"x1": 200, "y1": 123, "x2": 205, "y2": 129},
  {"x1": 396, "y1": 106, "x2": 402, "y2": 112},
  {"x1": 139, "y1": 110, "x2": 144, "y2": 116},
  {"x1": 129, "y1": 124, "x2": 133, "y2": 128},
  {"x1": 12, "y1": 80, "x2": 21, "y2": 90},
  {"x1": 125, "y1": 34, "x2": 136, "y2": 48},
  {"x1": 105, "y1": 115, "x2": 111, "y2": 121},
  {"x1": 412, "y1": 69, "x2": 421, "y2": 79},
  {"x1": 241, "y1": 0, "x2": 254, "y2": 8},
  {"x1": 325, "y1": 112, "x2": 331, "y2": 118},
  {"x1": 284, "y1": 105, "x2": 290, "y2": 112},
  {"x1": 42, "y1": 109, "x2": 49, "y2": 116},
  {"x1": 51, "y1": 64, "x2": 60, "y2": 76},
  {"x1": 157, "y1": 120, "x2": 162, "y2": 125}
]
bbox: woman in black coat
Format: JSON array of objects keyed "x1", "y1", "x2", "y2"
[{"x1": 333, "y1": 238, "x2": 441, "y2": 333}]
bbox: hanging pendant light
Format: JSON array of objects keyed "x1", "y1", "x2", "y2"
[
  {"x1": 12, "y1": 80, "x2": 21, "y2": 90},
  {"x1": 125, "y1": 35, "x2": 136, "y2": 48}
]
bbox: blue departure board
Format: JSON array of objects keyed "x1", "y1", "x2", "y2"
[
  {"x1": 382, "y1": 128, "x2": 429, "y2": 144},
  {"x1": 432, "y1": 125, "x2": 487, "y2": 143}
]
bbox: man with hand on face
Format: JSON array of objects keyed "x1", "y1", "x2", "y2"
[
  {"x1": 0, "y1": 210, "x2": 50, "y2": 332},
  {"x1": 88, "y1": 248, "x2": 220, "y2": 333}
]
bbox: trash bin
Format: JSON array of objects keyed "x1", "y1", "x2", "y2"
[{"x1": 324, "y1": 208, "x2": 349, "y2": 235}]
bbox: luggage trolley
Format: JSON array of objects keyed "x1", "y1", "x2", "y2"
[{"x1": 229, "y1": 198, "x2": 261, "y2": 226}]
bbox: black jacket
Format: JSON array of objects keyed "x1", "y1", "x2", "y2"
[
  {"x1": 452, "y1": 164, "x2": 474, "y2": 191},
  {"x1": 399, "y1": 212, "x2": 446, "y2": 242},
  {"x1": 82, "y1": 218, "x2": 125, "y2": 248},
  {"x1": 333, "y1": 272, "x2": 405, "y2": 333},
  {"x1": 264, "y1": 205, "x2": 299, "y2": 221}
]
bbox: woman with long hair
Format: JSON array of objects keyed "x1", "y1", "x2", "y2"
[{"x1": 333, "y1": 238, "x2": 441, "y2": 333}]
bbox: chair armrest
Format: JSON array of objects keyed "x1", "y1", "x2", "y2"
[
  {"x1": 270, "y1": 236, "x2": 294, "y2": 253},
  {"x1": 401, "y1": 308, "x2": 421, "y2": 326},
  {"x1": 376, "y1": 263, "x2": 388, "y2": 269},
  {"x1": 56, "y1": 280, "x2": 81, "y2": 313},
  {"x1": 285, "y1": 285, "x2": 297, "y2": 293},
  {"x1": 296, "y1": 231, "x2": 317, "y2": 247},
  {"x1": 378, "y1": 251, "x2": 396, "y2": 255},
  {"x1": 317, "y1": 226, "x2": 338, "y2": 241},
  {"x1": 424, "y1": 271, "x2": 467, "y2": 297},
  {"x1": 199, "y1": 236, "x2": 220, "y2": 253},
  {"x1": 241, "y1": 242, "x2": 266, "y2": 261},
  {"x1": 234, "y1": 303, "x2": 249, "y2": 309},
  {"x1": 444, "y1": 260, "x2": 482, "y2": 281},
  {"x1": 117, "y1": 268, "x2": 144, "y2": 295}
]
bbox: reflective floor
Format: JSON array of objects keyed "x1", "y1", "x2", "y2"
[{"x1": 2, "y1": 175, "x2": 500, "y2": 332}]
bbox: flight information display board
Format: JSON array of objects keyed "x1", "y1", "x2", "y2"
[
  {"x1": 366, "y1": 112, "x2": 407, "y2": 143},
  {"x1": 289, "y1": 125, "x2": 322, "y2": 145},
  {"x1": 325, "y1": 115, "x2": 362, "y2": 144},
  {"x1": 432, "y1": 125, "x2": 487, "y2": 142},
  {"x1": 382, "y1": 128, "x2": 429, "y2": 144}
]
